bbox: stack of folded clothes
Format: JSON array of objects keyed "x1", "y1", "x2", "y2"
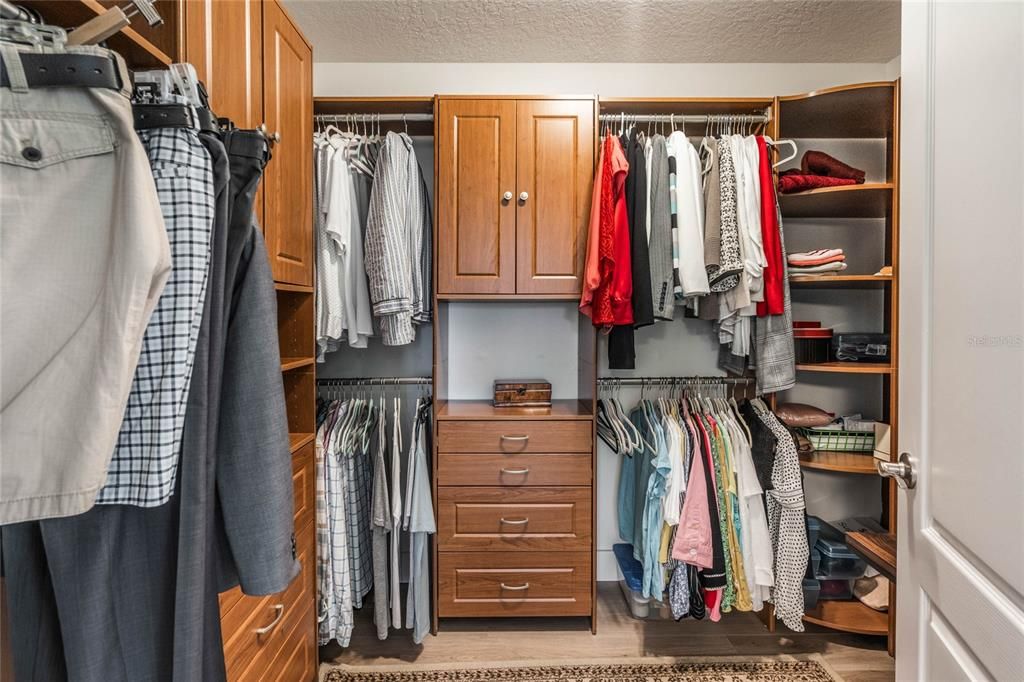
[
  {"x1": 788, "y1": 249, "x2": 848, "y2": 275},
  {"x1": 778, "y1": 150, "x2": 866, "y2": 194}
]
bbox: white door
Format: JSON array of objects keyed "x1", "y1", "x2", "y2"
[{"x1": 898, "y1": 1, "x2": 1024, "y2": 680}]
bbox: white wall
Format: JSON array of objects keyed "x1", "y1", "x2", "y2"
[
  {"x1": 315, "y1": 60, "x2": 896, "y2": 581},
  {"x1": 885, "y1": 55, "x2": 902, "y2": 80},
  {"x1": 315, "y1": 62, "x2": 894, "y2": 99}
]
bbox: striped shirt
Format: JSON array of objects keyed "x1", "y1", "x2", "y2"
[{"x1": 364, "y1": 132, "x2": 431, "y2": 346}]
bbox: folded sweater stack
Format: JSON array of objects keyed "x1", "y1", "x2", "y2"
[
  {"x1": 778, "y1": 150, "x2": 866, "y2": 194},
  {"x1": 788, "y1": 249, "x2": 847, "y2": 275}
]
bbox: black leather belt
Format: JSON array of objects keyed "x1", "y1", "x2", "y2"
[
  {"x1": 0, "y1": 53, "x2": 122, "y2": 90},
  {"x1": 133, "y1": 104, "x2": 220, "y2": 133}
]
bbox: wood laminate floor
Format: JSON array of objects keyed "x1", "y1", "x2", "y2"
[{"x1": 321, "y1": 583, "x2": 894, "y2": 682}]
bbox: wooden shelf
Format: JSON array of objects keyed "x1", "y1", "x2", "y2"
[
  {"x1": 598, "y1": 97, "x2": 774, "y2": 117},
  {"x1": 846, "y1": 531, "x2": 897, "y2": 582},
  {"x1": 20, "y1": 0, "x2": 174, "y2": 68},
  {"x1": 281, "y1": 357, "x2": 316, "y2": 372},
  {"x1": 803, "y1": 599, "x2": 889, "y2": 636},
  {"x1": 779, "y1": 82, "x2": 896, "y2": 138},
  {"x1": 789, "y1": 274, "x2": 892, "y2": 289},
  {"x1": 436, "y1": 293, "x2": 582, "y2": 302},
  {"x1": 780, "y1": 183, "x2": 893, "y2": 219},
  {"x1": 289, "y1": 432, "x2": 315, "y2": 453},
  {"x1": 275, "y1": 282, "x2": 314, "y2": 294},
  {"x1": 799, "y1": 450, "x2": 878, "y2": 474},
  {"x1": 313, "y1": 97, "x2": 434, "y2": 115},
  {"x1": 796, "y1": 362, "x2": 893, "y2": 375},
  {"x1": 436, "y1": 399, "x2": 594, "y2": 421}
]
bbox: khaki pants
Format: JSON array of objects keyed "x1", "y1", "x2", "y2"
[{"x1": 1, "y1": 44, "x2": 170, "y2": 523}]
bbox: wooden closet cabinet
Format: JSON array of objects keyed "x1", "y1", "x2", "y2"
[
  {"x1": 183, "y1": 2, "x2": 317, "y2": 680},
  {"x1": 184, "y1": 0, "x2": 313, "y2": 288},
  {"x1": 261, "y1": 0, "x2": 314, "y2": 286},
  {"x1": 437, "y1": 97, "x2": 595, "y2": 297}
]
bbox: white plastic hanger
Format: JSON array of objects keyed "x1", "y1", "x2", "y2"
[{"x1": 765, "y1": 136, "x2": 798, "y2": 168}]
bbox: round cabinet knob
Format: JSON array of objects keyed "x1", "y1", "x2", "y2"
[
  {"x1": 502, "y1": 191, "x2": 513, "y2": 202},
  {"x1": 519, "y1": 191, "x2": 529, "y2": 202},
  {"x1": 271, "y1": 131, "x2": 282, "y2": 143}
]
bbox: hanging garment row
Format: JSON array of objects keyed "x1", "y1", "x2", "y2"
[
  {"x1": 314, "y1": 116, "x2": 433, "y2": 353},
  {"x1": 599, "y1": 379, "x2": 809, "y2": 631},
  {"x1": 580, "y1": 115, "x2": 795, "y2": 394},
  {"x1": 315, "y1": 381, "x2": 435, "y2": 648},
  {"x1": 0, "y1": 24, "x2": 295, "y2": 681}
]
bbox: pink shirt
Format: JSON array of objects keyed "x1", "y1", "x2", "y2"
[{"x1": 672, "y1": 412, "x2": 713, "y2": 569}]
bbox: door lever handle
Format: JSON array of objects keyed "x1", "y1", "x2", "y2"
[{"x1": 876, "y1": 452, "x2": 916, "y2": 489}]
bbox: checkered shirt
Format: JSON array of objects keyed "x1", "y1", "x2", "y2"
[
  {"x1": 95, "y1": 127, "x2": 214, "y2": 505},
  {"x1": 343, "y1": 422, "x2": 375, "y2": 609},
  {"x1": 318, "y1": 404, "x2": 355, "y2": 646}
]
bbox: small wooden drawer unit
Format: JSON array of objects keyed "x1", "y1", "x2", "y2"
[
  {"x1": 437, "y1": 420, "x2": 591, "y2": 453},
  {"x1": 438, "y1": 486, "x2": 591, "y2": 551},
  {"x1": 438, "y1": 551, "x2": 592, "y2": 617},
  {"x1": 435, "y1": 411, "x2": 595, "y2": 623}
]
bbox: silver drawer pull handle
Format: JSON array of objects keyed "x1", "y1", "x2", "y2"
[
  {"x1": 500, "y1": 467, "x2": 530, "y2": 475},
  {"x1": 500, "y1": 434, "x2": 529, "y2": 442},
  {"x1": 254, "y1": 603, "x2": 284, "y2": 635},
  {"x1": 500, "y1": 582, "x2": 530, "y2": 591},
  {"x1": 499, "y1": 517, "x2": 529, "y2": 525}
]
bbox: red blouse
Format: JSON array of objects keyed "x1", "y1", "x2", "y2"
[
  {"x1": 756, "y1": 136, "x2": 784, "y2": 317},
  {"x1": 581, "y1": 135, "x2": 633, "y2": 327}
]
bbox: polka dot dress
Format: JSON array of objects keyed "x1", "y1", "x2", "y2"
[{"x1": 760, "y1": 409, "x2": 809, "y2": 631}]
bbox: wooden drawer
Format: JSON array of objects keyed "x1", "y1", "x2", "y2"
[
  {"x1": 292, "y1": 441, "x2": 314, "y2": 531},
  {"x1": 437, "y1": 420, "x2": 591, "y2": 453},
  {"x1": 437, "y1": 486, "x2": 591, "y2": 551},
  {"x1": 224, "y1": 523, "x2": 315, "y2": 682},
  {"x1": 265, "y1": 602, "x2": 316, "y2": 682},
  {"x1": 438, "y1": 551, "x2": 592, "y2": 617},
  {"x1": 438, "y1": 452, "x2": 591, "y2": 486}
]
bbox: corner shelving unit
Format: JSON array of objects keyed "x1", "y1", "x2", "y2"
[{"x1": 777, "y1": 81, "x2": 900, "y2": 648}]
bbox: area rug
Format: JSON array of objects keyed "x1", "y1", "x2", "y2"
[{"x1": 322, "y1": 654, "x2": 843, "y2": 681}]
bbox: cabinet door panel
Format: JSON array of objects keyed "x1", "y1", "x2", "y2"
[
  {"x1": 437, "y1": 99, "x2": 517, "y2": 294},
  {"x1": 262, "y1": 1, "x2": 313, "y2": 285},
  {"x1": 183, "y1": 0, "x2": 263, "y2": 129},
  {"x1": 515, "y1": 100, "x2": 594, "y2": 295}
]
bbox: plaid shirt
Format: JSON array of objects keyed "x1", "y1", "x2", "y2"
[
  {"x1": 341, "y1": 403, "x2": 374, "y2": 609},
  {"x1": 317, "y1": 404, "x2": 354, "y2": 647},
  {"x1": 95, "y1": 127, "x2": 214, "y2": 506}
]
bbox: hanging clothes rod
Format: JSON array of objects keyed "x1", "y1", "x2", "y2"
[
  {"x1": 598, "y1": 112, "x2": 770, "y2": 125},
  {"x1": 315, "y1": 113, "x2": 434, "y2": 122},
  {"x1": 0, "y1": 1, "x2": 33, "y2": 22},
  {"x1": 597, "y1": 376, "x2": 756, "y2": 386},
  {"x1": 317, "y1": 376, "x2": 432, "y2": 386}
]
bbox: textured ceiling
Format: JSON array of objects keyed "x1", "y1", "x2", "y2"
[{"x1": 283, "y1": 0, "x2": 901, "y2": 63}]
